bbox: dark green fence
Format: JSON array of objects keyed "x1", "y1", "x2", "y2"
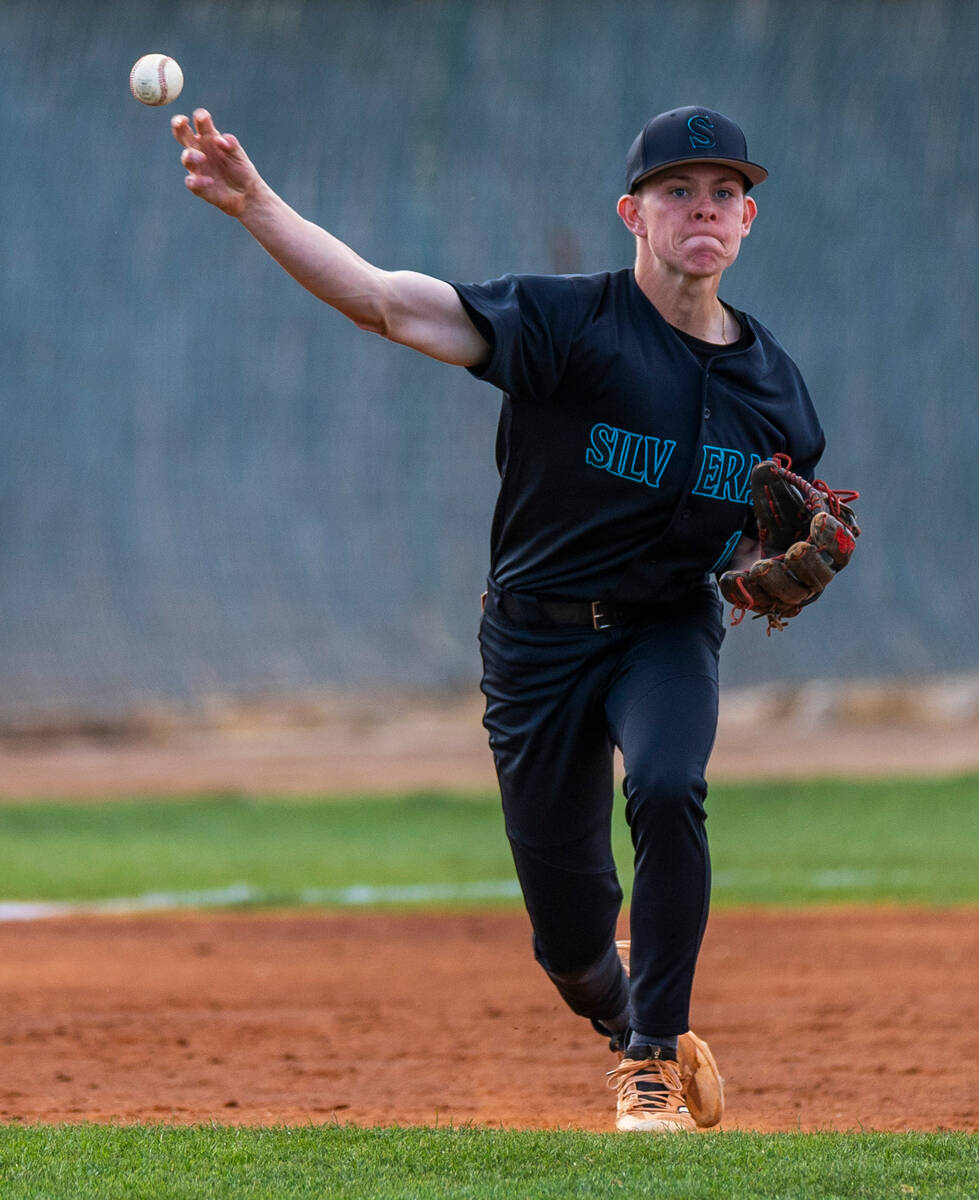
[{"x1": 2, "y1": 0, "x2": 976, "y2": 718}]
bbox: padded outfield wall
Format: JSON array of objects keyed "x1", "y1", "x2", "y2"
[{"x1": 1, "y1": 0, "x2": 976, "y2": 720}]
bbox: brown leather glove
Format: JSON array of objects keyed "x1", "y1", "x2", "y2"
[{"x1": 719, "y1": 454, "x2": 861, "y2": 633}]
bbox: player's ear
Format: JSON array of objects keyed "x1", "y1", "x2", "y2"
[
  {"x1": 617, "y1": 193, "x2": 647, "y2": 238},
  {"x1": 741, "y1": 194, "x2": 758, "y2": 237}
]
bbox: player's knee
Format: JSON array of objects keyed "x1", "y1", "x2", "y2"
[
  {"x1": 625, "y1": 763, "x2": 708, "y2": 828},
  {"x1": 536, "y1": 938, "x2": 630, "y2": 1020}
]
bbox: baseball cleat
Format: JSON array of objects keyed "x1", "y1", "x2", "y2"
[
  {"x1": 607, "y1": 1050, "x2": 696, "y2": 1133},
  {"x1": 677, "y1": 1029, "x2": 724, "y2": 1128},
  {"x1": 614, "y1": 939, "x2": 725, "y2": 1128}
]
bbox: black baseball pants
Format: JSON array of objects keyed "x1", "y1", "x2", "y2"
[{"x1": 478, "y1": 577, "x2": 724, "y2": 1038}]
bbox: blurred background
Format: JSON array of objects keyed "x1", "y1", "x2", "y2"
[{"x1": 1, "y1": 0, "x2": 976, "y2": 729}]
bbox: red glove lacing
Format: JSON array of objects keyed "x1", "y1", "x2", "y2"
[
  {"x1": 729, "y1": 454, "x2": 860, "y2": 632},
  {"x1": 770, "y1": 452, "x2": 860, "y2": 520}
]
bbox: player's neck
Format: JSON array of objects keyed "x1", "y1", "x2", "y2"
[{"x1": 633, "y1": 260, "x2": 731, "y2": 345}]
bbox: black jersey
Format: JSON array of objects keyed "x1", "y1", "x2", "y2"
[{"x1": 452, "y1": 268, "x2": 825, "y2": 605}]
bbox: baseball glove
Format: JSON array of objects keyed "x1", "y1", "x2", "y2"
[{"x1": 719, "y1": 454, "x2": 860, "y2": 633}]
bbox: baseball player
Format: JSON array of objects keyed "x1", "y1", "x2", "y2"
[{"x1": 172, "y1": 105, "x2": 828, "y2": 1132}]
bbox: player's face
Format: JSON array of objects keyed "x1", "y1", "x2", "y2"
[{"x1": 628, "y1": 164, "x2": 757, "y2": 279}]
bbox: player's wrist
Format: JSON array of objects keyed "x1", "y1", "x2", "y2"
[{"x1": 235, "y1": 177, "x2": 281, "y2": 226}]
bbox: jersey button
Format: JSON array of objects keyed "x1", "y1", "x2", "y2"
[{"x1": 703, "y1": 407, "x2": 711, "y2": 419}]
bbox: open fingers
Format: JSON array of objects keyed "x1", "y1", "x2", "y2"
[
  {"x1": 171, "y1": 109, "x2": 232, "y2": 153},
  {"x1": 170, "y1": 112, "x2": 196, "y2": 148},
  {"x1": 192, "y1": 109, "x2": 236, "y2": 155},
  {"x1": 171, "y1": 109, "x2": 250, "y2": 214},
  {"x1": 192, "y1": 108, "x2": 217, "y2": 136},
  {"x1": 178, "y1": 147, "x2": 213, "y2": 194},
  {"x1": 180, "y1": 146, "x2": 205, "y2": 171}
]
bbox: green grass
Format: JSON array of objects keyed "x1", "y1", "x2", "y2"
[
  {"x1": 705, "y1": 774, "x2": 979, "y2": 906},
  {"x1": 0, "y1": 791, "x2": 512, "y2": 904},
  {"x1": 0, "y1": 1126, "x2": 974, "y2": 1199},
  {"x1": 0, "y1": 774, "x2": 975, "y2": 908}
]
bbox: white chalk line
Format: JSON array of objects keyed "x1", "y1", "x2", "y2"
[
  {"x1": 0, "y1": 879, "x2": 523, "y2": 922},
  {"x1": 0, "y1": 868, "x2": 923, "y2": 923}
]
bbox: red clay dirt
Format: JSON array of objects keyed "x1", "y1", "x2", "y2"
[{"x1": 1, "y1": 908, "x2": 975, "y2": 1133}]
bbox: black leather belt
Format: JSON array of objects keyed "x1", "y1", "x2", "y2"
[{"x1": 495, "y1": 589, "x2": 649, "y2": 631}]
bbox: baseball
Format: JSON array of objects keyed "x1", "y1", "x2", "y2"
[{"x1": 129, "y1": 54, "x2": 184, "y2": 106}]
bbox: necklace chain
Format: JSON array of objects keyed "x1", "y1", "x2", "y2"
[{"x1": 720, "y1": 303, "x2": 728, "y2": 344}]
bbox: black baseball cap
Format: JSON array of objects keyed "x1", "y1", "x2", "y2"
[{"x1": 626, "y1": 106, "x2": 767, "y2": 193}]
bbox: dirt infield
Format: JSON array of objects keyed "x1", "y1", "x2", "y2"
[{"x1": 1, "y1": 908, "x2": 975, "y2": 1133}]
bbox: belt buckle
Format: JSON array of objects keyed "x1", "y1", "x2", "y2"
[{"x1": 591, "y1": 600, "x2": 613, "y2": 630}]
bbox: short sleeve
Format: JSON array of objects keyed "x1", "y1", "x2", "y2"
[{"x1": 450, "y1": 274, "x2": 580, "y2": 401}]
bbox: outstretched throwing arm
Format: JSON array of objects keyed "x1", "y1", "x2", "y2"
[{"x1": 171, "y1": 109, "x2": 489, "y2": 368}]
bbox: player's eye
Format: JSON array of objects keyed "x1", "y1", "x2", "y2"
[
  {"x1": 715, "y1": 189, "x2": 733, "y2": 200},
  {"x1": 670, "y1": 187, "x2": 689, "y2": 198}
]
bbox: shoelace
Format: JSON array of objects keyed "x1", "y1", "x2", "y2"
[{"x1": 607, "y1": 1057, "x2": 688, "y2": 1116}]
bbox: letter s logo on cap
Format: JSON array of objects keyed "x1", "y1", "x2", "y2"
[{"x1": 687, "y1": 114, "x2": 717, "y2": 150}]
